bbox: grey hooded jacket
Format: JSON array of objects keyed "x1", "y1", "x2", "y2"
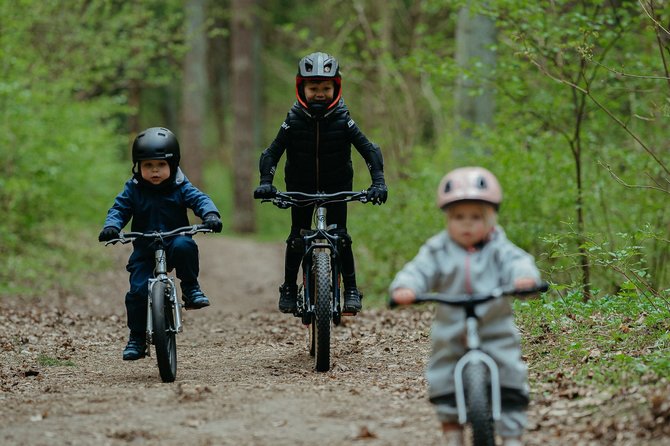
[{"x1": 389, "y1": 226, "x2": 540, "y2": 399}]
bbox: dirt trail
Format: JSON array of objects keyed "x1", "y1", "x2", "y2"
[{"x1": 0, "y1": 236, "x2": 667, "y2": 445}]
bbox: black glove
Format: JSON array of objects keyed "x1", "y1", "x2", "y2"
[
  {"x1": 98, "y1": 226, "x2": 120, "y2": 242},
  {"x1": 366, "y1": 183, "x2": 388, "y2": 205},
  {"x1": 202, "y1": 213, "x2": 223, "y2": 233},
  {"x1": 253, "y1": 183, "x2": 277, "y2": 199}
]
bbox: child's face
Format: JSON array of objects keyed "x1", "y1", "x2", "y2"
[
  {"x1": 140, "y1": 159, "x2": 170, "y2": 185},
  {"x1": 446, "y1": 202, "x2": 495, "y2": 249},
  {"x1": 303, "y1": 80, "x2": 335, "y2": 103}
]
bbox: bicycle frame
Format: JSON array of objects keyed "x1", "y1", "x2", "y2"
[
  {"x1": 389, "y1": 283, "x2": 549, "y2": 426},
  {"x1": 452, "y1": 303, "x2": 502, "y2": 424},
  {"x1": 262, "y1": 190, "x2": 369, "y2": 323},
  {"x1": 298, "y1": 206, "x2": 343, "y2": 324},
  {"x1": 104, "y1": 224, "x2": 211, "y2": 382},
  {"x1": 260, "y1": 190, "x2": 370, "y2": 372},
  {"x1": 146, "y1": 239, "x2": 182, "y2": 348}
]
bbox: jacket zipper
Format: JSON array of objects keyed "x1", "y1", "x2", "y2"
[
  {"x1": 315, "y1": 121, "x2": 320, "y2": 190},
  {"x1": 464, "y1": 247, "x2": 475, "y2": 294}
]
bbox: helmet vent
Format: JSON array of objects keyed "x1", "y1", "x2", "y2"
[
  {"x1": 305, "y1": 62, "x2": 313, "y2": 72},
  {"x1": 324, "y1": 64, "x2": 332, "y2": 73},
  {"x1": 477, "y1": 177, "x2": 487, "y2": 189},
  {"x1": 444, "y1": 181, "x2": 452, "y2": 193},
  {"x1": 157, "y1": 132, "x2": 166, "y2": 137}
]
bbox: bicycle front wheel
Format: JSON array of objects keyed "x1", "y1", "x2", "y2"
[
  {"x1": 151, "y1": 281, "x2": 177, "y2": 383},
  {"x1": 312, "y1": 251, "x2": 332, "y2": 372},
  {"x1": 463, "y1": 360, "x2": 495, "y2": 446}
]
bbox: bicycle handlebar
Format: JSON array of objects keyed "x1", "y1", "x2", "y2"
[
  {"x1": 104, "y1": 224, "x2": 212, "y2": 246},
  {"x1": 388, "y1": 282, "x2": 550, "y2": 309},
  {"x1": 259, "y1": 190, "x2": 369, "y2": 209}
]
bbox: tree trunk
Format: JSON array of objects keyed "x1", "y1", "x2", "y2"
[
  {"x1": 207, "y1": 6, "x2": 230, "y2": 165},
  {"x1": 179, "y1": 0, "x2": 208, "y2": 189},
  {"x1": 231, "y1": 0, "x2": 257, "y2": 233},
  {"x1": 127, "y1": 80, "x2": 142, "y2": 148},
  {"x1": 455, "y1": 5, "x2": 496, "y2": 150}
]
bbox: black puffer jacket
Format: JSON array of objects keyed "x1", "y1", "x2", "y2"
[{"x1": 259, "y1": 99, "x2": 384, "y2": 192}]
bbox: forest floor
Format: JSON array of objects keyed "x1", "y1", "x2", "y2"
[{"x1": 0, "y1": 236, "x2": 669, "y2": 446}]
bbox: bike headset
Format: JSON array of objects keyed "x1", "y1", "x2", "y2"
[
  {"x1": 131, "y1": 127, "x2": 181, "y2": 189},
  {"x1": 295, "y1": 52, "x2": 342, "y2": 117},
  {"x1": 436, "y1": 166, "x2": 503, "y2": 211}
]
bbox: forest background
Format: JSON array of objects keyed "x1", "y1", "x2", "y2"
[{"x1": 1, "y1": 1, "x2": 669, "y2": 386}]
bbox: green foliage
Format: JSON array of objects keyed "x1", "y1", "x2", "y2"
[
  {"x1": 37, "y1": 354, "x2": 76, "y2": 367},
  {"x1": 350, "y1": 145, "x2": 448, "y2": 303},
  {"x1": 0, "y1": 0, "x2": 155, "y2": 295},
  {"x1": 516, "y1": 289, "x2": 670, "y2": 385}
]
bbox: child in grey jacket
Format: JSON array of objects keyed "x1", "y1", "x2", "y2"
[{"x1": 389, "y1": 167, "x2": 541, "y2": 446}]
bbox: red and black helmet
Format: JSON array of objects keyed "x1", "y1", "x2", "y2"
[{"x1": 295, "y1": 52, "x2": 342, "y2": 113}]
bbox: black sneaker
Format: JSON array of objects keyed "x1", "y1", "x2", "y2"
[
  {"x1": 123, "y1": 333, "x2": 147, "y2": 361},
  {"x1": 182, "y1": 286, "x2": 210, "y2": 309},
  {"x1": 278, "y1": 284, "x2": 298, "y2": 313},
  {"x1": 343, "y1": 288, "x2": 362, "y2": 313}
]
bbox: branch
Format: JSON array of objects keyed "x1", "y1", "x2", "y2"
[
  {"x1": 526, "y1": 51, "x2": 670, "y2": 178},
  {"x1": 639, "y1": 0, "x2": 670, "y2": 37},
  {"x1": 598, "y1": 161, "x2": 670, "y2": 194},
  {"x1": 587, "y1": 58, "x2": 670, "y2": 80}
]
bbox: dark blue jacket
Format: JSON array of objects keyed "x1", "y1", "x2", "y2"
[{"x1": 103, "y1": 168, "x2": 219, "y2": 246}]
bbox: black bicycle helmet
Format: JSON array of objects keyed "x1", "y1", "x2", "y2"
[
  {"x1": 132, "y1": 127, "x2": 180, "y2": 165},
  {"x1": 295, "y1": 52, "x2": 342, "y2": 114},
  {"x1": 131, "y1": 127, "x2": 181, "y2": 185}
]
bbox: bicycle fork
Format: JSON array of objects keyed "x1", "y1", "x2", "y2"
[
  {"x1": 300, "y1": 206, "x2": 340, "y2": 322},
  {"x1": 315, "y1": 207, "x2": 342, "y2": 319},
  {"x1": 452, "y1": 316, "x2": 502, "y2": 424},
  {"x1": 146, "y1": 248, "x2": 183, "y2": 347}
]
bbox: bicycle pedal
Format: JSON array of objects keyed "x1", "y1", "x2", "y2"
[{"x1": 342, "y1": 311, "x2": 358, "y2": 317}]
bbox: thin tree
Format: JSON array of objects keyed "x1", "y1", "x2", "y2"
[
  {"x1": 231, "y1": 0, "x2": 257, "y2": 232},
  {"x1": 454, "y1": 5, "x2": 497, "y2": 150},
  {"x1": 180, "y1": 0, "x2": 208, "y2": 188}
]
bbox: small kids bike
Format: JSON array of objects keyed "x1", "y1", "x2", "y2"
[
  {"x1": 259, "y1": 190, "x2": 370, "y2": 372},
  {"x1": 389, "y1": 283, "x2": 549, "y2": 446},
  {"x1": 104, "y1": 224, "x2": 211, "y2": 383}
]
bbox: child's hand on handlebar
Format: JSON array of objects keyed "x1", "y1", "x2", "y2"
[
  {"x1": 391, "y1": 288, "x2": 417, "y2": 305},
  {"x1": 202, "y1": 213, "x2": 223, "y2": 233},
  {"x1": 98, "y1": 226, "x2": 120, "y2": 242},
  {"x1": 513, "y1": 277, "x2": 539, "y2": 291},
  {"x1": 253, "y1": 183, "x2": 277, "y2": 199}
]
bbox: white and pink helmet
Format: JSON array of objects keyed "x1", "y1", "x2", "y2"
[{"x1": 436, "y1": 167, "x2": 502, "y2": 210}]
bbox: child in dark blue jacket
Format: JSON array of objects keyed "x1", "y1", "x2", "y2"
[{"x1": 99, "y1": 127, "x2": 222, "y2": 360}]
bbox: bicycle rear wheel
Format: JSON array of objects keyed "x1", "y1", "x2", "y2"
[
  {"x1": 151, "y1": 281, "x2": 177, "y2": 383},
  {"x1": 463, "y1": 360, "x2": 495, "y2": 446},
  {"x1": 313, "y1": 251, "x2": 332, "y2": 372}
]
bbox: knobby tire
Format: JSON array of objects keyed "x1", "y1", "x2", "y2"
[
  {"x1": 463, "y1": 360, "x2": 495, "y2": 446},
  {"x1": 152, "y1": 281, "x2": 177, "y2": 383},
  {"x1": 313, "y1": 251, "x2": 332, "y2": 372}
]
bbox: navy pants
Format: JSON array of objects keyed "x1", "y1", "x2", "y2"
[{"x1": 124, "y1": 236, "x2": 199, "y2": 333}]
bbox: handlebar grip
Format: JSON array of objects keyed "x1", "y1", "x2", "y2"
[{"x1": 512, "y1": 281, "x2": 550, "y2": 297}]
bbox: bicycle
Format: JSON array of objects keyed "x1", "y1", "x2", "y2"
[
  {"x1": 389, "y1": 282, "x2": 549, "y2": 446},
  {"x1": 103, "y1": 224, "x2": 212, "y2": 383},
  {"x1": 258, "y1": 190, "x2": 370, "y2": 372}
]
